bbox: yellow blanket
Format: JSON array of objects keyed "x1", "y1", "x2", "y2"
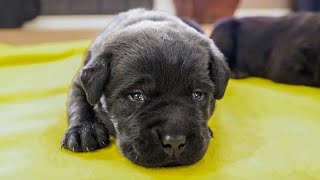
[{"x1": 1, "y1": 40, "x2": 319, "y2": 179}]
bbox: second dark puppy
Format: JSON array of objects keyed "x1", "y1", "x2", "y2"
[{"x1": 211, "y1": 13, "x2": 320, "y2": 87}]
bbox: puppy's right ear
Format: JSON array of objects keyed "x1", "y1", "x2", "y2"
[
  {"x1": 80, "y1": 51, "x2": 112, "y2": 106},
  {"x1": 210, "y1": 18, "x2": 238, "y2": 69},
  {"x1": 208, "y1": 45, "x2": 230, "y2": 100}
]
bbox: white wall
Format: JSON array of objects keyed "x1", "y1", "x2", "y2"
[{"x1": 239, "y1": 0, "x2": 291, "y2": 9}]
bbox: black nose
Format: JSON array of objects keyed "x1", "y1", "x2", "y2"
[{"x1": 162, "y1": 135, "x2": 186, "y2": 158}]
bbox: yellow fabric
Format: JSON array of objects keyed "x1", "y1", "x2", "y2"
[{"x1": 1, "y1": 40, "x2": 319, "y2": 179}]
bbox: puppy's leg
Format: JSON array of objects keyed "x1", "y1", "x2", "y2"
[{"x1": 61, "y1": 76, "x2": 110, "y2": 152}]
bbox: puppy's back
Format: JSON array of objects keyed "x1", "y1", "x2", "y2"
[{"x1": 211, "y1": 13, "x2": 320, "y2": 86}]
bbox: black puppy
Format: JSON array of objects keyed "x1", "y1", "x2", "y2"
[
  {"x1": 61, "y1": 9, "x2": 230, "y2": 167},
  {"x1": 211, "y1": 13, "x2": 320, "y2": 87}
]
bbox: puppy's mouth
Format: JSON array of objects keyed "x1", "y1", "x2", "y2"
[
  {"x1": 125, "y1": 137, "x2": 208, "y2": 167},
  {"x1": 162, "y1": 162, "x2": 182, "y2": 167},
  {"x1": 130, "y1": 149, "x2": 186, "y2": 167},
  {"x1": 118, "y1": 125, "x2": 212, "y2": 167}
]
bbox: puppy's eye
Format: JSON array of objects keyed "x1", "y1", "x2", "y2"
[
  {"x1": 192, "y1": 91, "x2": 204, "y2": 100},
  {"x1": 128, "y1": 92, "x2": 145, "y2": 102}
]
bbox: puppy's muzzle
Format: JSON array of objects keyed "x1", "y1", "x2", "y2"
[
  {"x1": 162, "y1": 135, "x2": 186, "y2": 158},
  {"x1": 157, "y1": 130, "x2": 187, "y2": 158}
]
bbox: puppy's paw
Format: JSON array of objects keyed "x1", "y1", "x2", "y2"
[{"x1": 61, "y1": 122, "x2": 110, "y2": 152}]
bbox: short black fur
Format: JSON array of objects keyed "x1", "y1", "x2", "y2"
[
  {"x1": 61, "y1": 9, "x2": 230, "y2": 167},
  {"x1": 211, "y1": 13, "x2": 320, "y2": 87}
]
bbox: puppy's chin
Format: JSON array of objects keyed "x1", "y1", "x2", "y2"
[{"x1": 117, "y1": 132, "x2": 211, "y2": 167}]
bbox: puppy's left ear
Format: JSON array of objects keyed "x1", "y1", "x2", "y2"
[
  {"x1": 80, "y1": 51, "x2": 112, "y2": 106},
  {"x1": 208, "y1": 43, "x2": 230, "y2": 99}
]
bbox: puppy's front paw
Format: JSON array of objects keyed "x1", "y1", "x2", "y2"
[{"x1": 61, "y1": 122, "x2": 110, "y2": 152}]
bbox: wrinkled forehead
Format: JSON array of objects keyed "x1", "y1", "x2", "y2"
[
  {"x1": 109, "y1": 39, "x2": 213, "y2": 93},
  {"x1": 111, "y1": 28, "x2": 210, "y2": 69}
]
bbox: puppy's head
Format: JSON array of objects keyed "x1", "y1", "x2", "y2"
[
  {"x1": 80, "y1": 27, "x2": 229, "y2": 167},
  {"x1": 210, "y1": 18, "x2": 238, "y2": 70}
]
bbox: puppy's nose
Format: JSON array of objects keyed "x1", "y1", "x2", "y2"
[{"x1": 162, "y1": 135, "x2": 186, "y2": 158}]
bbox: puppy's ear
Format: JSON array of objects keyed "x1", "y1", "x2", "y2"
[
  {"x1": 210, "y1": 18, "x2": 238, "y2": 69},
  {"x1": 208, "y1": 43, "x2": 230, "y2": 99},
  {"x1": 80, "y1": 51, "x2": 112, "y2": 106}
]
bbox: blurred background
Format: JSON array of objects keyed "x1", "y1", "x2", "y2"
[{"x1": 0, "y1": 0, "x2": 319, "y2": 44}]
